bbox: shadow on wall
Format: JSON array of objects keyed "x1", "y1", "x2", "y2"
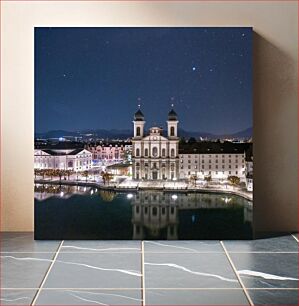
[{"x1": 253, "y1": 32, "x2": 298, "y2": 238}]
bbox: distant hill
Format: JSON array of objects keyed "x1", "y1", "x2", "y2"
[{"x1": 35, "y1": 127, "x2": 252, "y2": 140}]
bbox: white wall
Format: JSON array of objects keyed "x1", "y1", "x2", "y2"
[{"x1": 1, "y1": 1, "x2": 297, "y2": 233}]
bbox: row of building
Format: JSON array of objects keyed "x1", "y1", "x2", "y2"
[
  {"x1": 34, "y1": 107, "x2": 253, "y2": 190},
  {"x1": 131, "y1": 107, "x2": 253, "y2": 190}
]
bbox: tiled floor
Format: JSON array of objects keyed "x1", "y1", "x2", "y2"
[{"x1": 1, "y1": 233, "x2": 298, "y2": 305}]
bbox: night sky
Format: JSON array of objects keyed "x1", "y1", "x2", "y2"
[{"x1": 35, "y1": 27, "x2": 252, "y2": 135}]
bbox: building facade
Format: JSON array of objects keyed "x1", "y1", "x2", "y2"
[
  {"x1": 132, "y1": 107, "x2": 179, "y2": 180},
  {"x1": 86, "y1": 142, "x2": 132, "y2": 163},
  {"x1": 34, "y1": 148, "x2": 92, "y2": 171},
  {"x1": 178, "y1": 142, "x2": 252, "y2": 182}
]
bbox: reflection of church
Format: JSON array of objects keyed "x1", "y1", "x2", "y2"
[
  {"x1": 132, "y1": 106, "x2": 179, "y2": 180},
  {"x1": 130, "y1": 191, "x2": 252, "y2": 240},
  {"x1": 131, "y1": 192, "x2": 179, "y2": 239}
]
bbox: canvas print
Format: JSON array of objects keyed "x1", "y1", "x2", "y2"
[{"x1": 34, "y1": 27, "x2": 253, "y2": 240}]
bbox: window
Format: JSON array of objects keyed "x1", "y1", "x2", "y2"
[
  {"x1": 222, "y1": 159, "x2": 225, "y2": 163},
  {"x1": 209, "y1": 160, "x2": 211, "y2": 163},
  {"x1": 209, "y1": 165, "x2": 211, "y2": 169},
  {"x1": 216, "y1": 165, "x2": 218, "y2": 169},
  {"x1": 235, "y1": 171, "x2": 238, "y2": 175},
  {"x1": 170, "y1": 126, "x2": 175, "y2": 136},
  {"x1": 136, "y1": 148, "x2": 140, "y2": 157},
  {"x1": 188, "y1": 160, "x2": 191, "y2": 163},
  {"x1": 136, "y1": 127, "x2": 140, "y2": 136},
  {"x1": 202, "y1": 165, "x2": 204, "y2": 169},
  {"x1": 171, "y1": 148, "x2": 175, "y2": 157},
  {"x1": 152, "y1": 147, "x2": 158, "y2": 157},
  {"x1": 216, "y1": 159, "x2": 218, "y2": 163},
  {"x1": 153, "y1": 207, "x2": 158, "y2": 216},
  {"x1": 188, "y1": 165, "x2": 191, "y2": 169},
  {"x1": 145, "y1": 148, "x2": 148, "y2": 156},
  {"x1": 162, "y1": 148, "x2": 166, "y2": 157},
  {"x1": 229, "y1": 171, "x2": 231, "y2": 174},
  {"x1": 222, "y1": 165, "x2": 225, "y2": 169},
  {"x1": 229, "y1": 165, "x2": 231, "y2": 169},
  {"x1": 229, "y1": 159, "x2": 231, "y2": 163}
]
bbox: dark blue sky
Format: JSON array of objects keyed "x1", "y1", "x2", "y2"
[{"x1": 35, "y1": 27, "x2": 252, "y2": 134}]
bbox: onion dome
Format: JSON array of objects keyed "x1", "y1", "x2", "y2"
[
  {"x1": 134, "y1": 107, "x2": 145, "y2": 121},
  {"x1": 168, "y1": 105, "x2": 178, "y2": 121}
]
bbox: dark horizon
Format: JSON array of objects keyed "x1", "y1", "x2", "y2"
[
  {"x1": 34, "y1": 125, "x2": 252, "y2": 137},
  {"x1": 35, "y1": 27, "x2": 252, "y2": 135}
]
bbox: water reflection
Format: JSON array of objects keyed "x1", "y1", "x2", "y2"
[
  {"x1": 34, "y1": 184, "x2": 252, "y2": 240},
  {"x1": 130, "y1": 191, "x2": 252, "y2": 240}
]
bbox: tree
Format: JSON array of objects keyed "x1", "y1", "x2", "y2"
[
  {"x1": 101, "y1": 171, "x2": 113, "y2": 185},
  {"x1": 45, "y1": 169, "x2": 54, "y2": 180},
  {"x1": 204, "y1": 175, "x2": 212, "y2": 184},
  {"x1": 227, "y1": 176, "x2": 240, "y2": 185},
  {"x1": 190, "y1": 174, "x2": 197, "y2": 186},
  {"x1": 82, "y1": 170, "x2": 89, "y2": 182},
  {"x1": 65, "y1": 170, "x2": 73, "y2": 180}
]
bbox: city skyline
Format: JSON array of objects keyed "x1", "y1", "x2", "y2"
[{"x1": 35, "y1": 27, "x2": 252, "y2": 134}]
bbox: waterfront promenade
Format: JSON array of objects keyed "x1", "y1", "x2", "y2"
[{"x1": 34, "y1": 177, "x2": 253, "y2": 201}]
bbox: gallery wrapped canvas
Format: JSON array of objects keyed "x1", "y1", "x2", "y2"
[{"x1": 34, "y1": 27, "x2": 253, "y2": 240}]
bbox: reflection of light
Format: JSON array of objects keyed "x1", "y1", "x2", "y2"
[
  {"x1": 172, "y1": 194, "x2": 178, "y2": 200},
  {"x1": 90, "y1": 190, "x2": 94, "y2": 195},
  {"x1": 84, "y1": 187, "x2": 87, "y2": 192},
  {"x1": 192, "y1": 215, "x2": 196, "y2": 223},
  {"x1": 60, "y1": 191, "x2": 64, "y2": 197},
  {"x1": 222, "y1": 197, "x2": 232, "y2": 204},
  {"x1": 95, "y1": 189, "x2": 97, "y2": 192},
  {"x1": 127, "y1": 193, "x2": 133, "y2": 199}
]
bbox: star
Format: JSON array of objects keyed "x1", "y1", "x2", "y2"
[{"x1": 192, "y1": 67, "x2": 196, "y2": 71}]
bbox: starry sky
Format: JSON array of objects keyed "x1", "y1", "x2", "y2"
[{"x1": 35, "y1": 27, "x2": 252, "y2": 135}]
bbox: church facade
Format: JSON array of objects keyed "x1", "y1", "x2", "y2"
[{"x1": 132, "y1": 107, "x2": 179, "y2": 180}]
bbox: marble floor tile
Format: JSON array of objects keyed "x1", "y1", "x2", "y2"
[
  {"x1": 60, "y1": 240, "x2": 141, "y2": 253},
  {"x1": 0, "y1": 232, "x2": 61, "y2": 252},
  {"x1": 248, "y1": 289, "x2": 298, "y2": 305},
  {"x1": 223, "y1": 235, "x2": 299, "y2": 252},
  {"x1": 0, "y1": 290, "x2": 37, "y2": 305},
  {"x1": 43, "y1": 252, "x2": 142, "y2": 289},
  {"x1": 291, "y1": 233, "x2": 299, "y2": 242},
  {"x1": 145, "y1": 289, "x2": 249, "y2": 305},
  {"x1": 35, "y1": 289, "x2": 142, "y2": 305},
  {"x1": 143, "y1": 240, "x2": 223, "y2": 253},
  {"x1": 1, "y1": 253, "x2": 54, "y2": 288},
  {"x1": 230, "y1": 253, "x2": 299, "y2": 289},
  {"x1": 144, "y1": 253, "x2": 240, "y2": 289}
]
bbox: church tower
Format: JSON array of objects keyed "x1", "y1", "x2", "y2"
[
  {"x1": 133, "y1": 105, "x2": 145, "y2": 138},
  {"x1": 167, "y1": 104, "x2": 179, "y2": 138}
]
